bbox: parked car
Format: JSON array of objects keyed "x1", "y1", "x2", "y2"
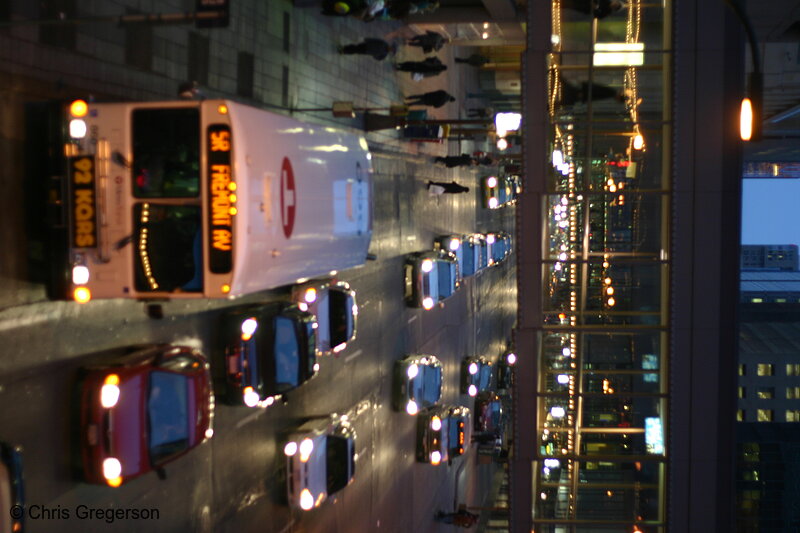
[
  {"x1": 292, "y1": 280, "x2": 358, "y2": 355},
  {"x1": 78, "y1": 344, "x2": 214, "y2": 487},
  {"x1": 284, "y1": 413, "x2": 356, "y2": 511},
  {"x1": 416, "y1": 405, "x2": 472, "y2": 465},
  {"x1": 403, "y1": 250, "x2": 459, "y2": 310},
  {"x1": 474, "y1": 392, "x2": 504, "y2": 434},
  {"x1": 393, "y1": 354, "x2": 443, "y2": 415},
  {"x1": 220, "y1": 302, "x2": 318, "y2": 407}
]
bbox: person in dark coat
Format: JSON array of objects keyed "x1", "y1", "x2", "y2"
[
  {"x1": 561, "y1": 0, "x2": 627, "y2": 19},
  {"x1": 404, "y1": 89, "x2": 456, "y2": 108},
  {"x1": 339, "y1": 38, "x2": 395, "y2": 60},
  {"x1": 406, "y1": 30, "x2": 447, "y2": 53},
  {"x1": 427, "y1": 180, "x2": 470, "y2": 193},
  {"x1": 558, "y1": 74, "x2": 625, "y2": 107},
  {"x1": 395, "y1": 57, "x2": 447, "y2": 76},
  {"x1": 455, "y1": 53, "x2": 490, "y2": 67},
  {"x1": 434, "y1": 153, "x2": 475, "y2": 168}
]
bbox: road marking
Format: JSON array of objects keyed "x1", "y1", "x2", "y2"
[
  {"x1": 407, "y1": 315, "x2": 417, "y2": 324},
  {"x1": 235, "y1": 409, "x2": 265, "y2": 429},
  {"x1": 344, "y1": 349, "x2": 363, "y2": 364},
  {"x1": 277, "y1": 519, "x2": 295, "y2": 533}
]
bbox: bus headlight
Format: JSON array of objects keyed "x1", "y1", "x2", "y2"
[
  {"x1": 240, "y1": 318, "x2": 258, "y2": 341},
  {"x1": 299, "y1": 438, "x2": 314, "y2": 462},
  {"x1": 73, "y1": 286, "x2": 92, "y2": 304},
  {"x1": 72, "y1": 265, "x2": 90, "y2": 285},
  {"x1": 304, "y1": 288, "x2": 317, "y2": 303},
  {"x1": 284, "y1": 441, "x2": 298, "y2": 456},
  {"x1": 102, "y1": 457, "x2": 122, "y2": 481},
  {"x1": 69, "y1": 119, "x2": 87, "y2": 139}
]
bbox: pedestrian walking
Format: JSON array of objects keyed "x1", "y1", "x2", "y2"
[
  {"x1": 395, "y1": 57, "x2": 447, "y2": 77},
  {"x1": 561, "y1": 0, "x2": 627, "y2": 19},
  {"x1": 435, "y1": 507, "x2": 479, "y2": 528},
  {"x1": 339, "y1": 38, "x2": 396, "y2": 61},
  {"x1": 406, "y1": 30, "x2": 447, "y2": 53},
  {"x1": 455, "y1": 53, "x2": 490, "y2": 67},
  {"x1": 427, "y1": 180, "x2": 470, "y2": 194},
  {"x1": 404, "y1": 89, "x2": 456, "y2": 108},
  {"x1": 434, "y1": 154, "x2": 475, "y2": 168}
]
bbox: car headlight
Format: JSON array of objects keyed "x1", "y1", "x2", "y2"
[
  {"x1": 488, "y1": 197, "x2": 499, "y2": 209},
  {"x1": 205, "y1": 428, "x2": 214, "y2": 439},
  {"x1": 299, "y1": 438, "x2": 314, "y2": 462},
  {"x1": 102, "y1": 457, "x2": 123, "y2": 486},
  {"x1": 72, "y1": 265, "x2": 90, "y2": 285},
  {"x1": 284, "y1": 441, "x2": 298, "y2": 457},
  {"x1": 422, "y1": 297, "x2": 434, "y2": 310},
  {"x1": 299, "y1": 488, "x2": 314, "y2": 510},
  {"x1": 449, "y1": 238, "x2": 460, "y2": 251},
  {"x1": 430, "y1": 451, "x2": 442, "y2": 465},
  {"x1": 406, "y1": 400, "x2": 419, "y2": 415},
  {"x1": 69, "y1": 119, "x2": 87, "y2": 139},
  {"x1": 468, "y1": 362, "x2": 479, "y2": 375},
  {"x1": 241, "y1": 318, "x2": 258, "y2": 341},
  {"x1": 298, "y1": 302, "x2": 309, "y2": 312},
  {"x1": 487, "y1": 176, "x2": 498, "y2": 188},
  {"x1": 507, "y1": 353, "x2": 517, "y2": 365},
  {"x1": 304, "y1": 288, "x2": 317, "y2": 303},
  {"x1": 243, "y1": 386, "x2": 260, "y2": 407},
  {"x1": 431, "y1": 416, "x2": 442, "y2": 431},
  {"x1": 407, "y1": 364, "x2": 419, "y2": 379},
  {"x1": 421, "y1": 259, "x2": 434, "y2": 273},
  {"x1": 468, "y1": 384, "x2": 478, "y2": 397},
  {"x1": 487, "y1": 234, "x2": 496, "y2": 245},
  {"x1": 100, "y1": 374, "x2": 121, "y2": 408}
]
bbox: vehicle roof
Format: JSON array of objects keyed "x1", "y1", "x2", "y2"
[{"x1": 224, "y1": 102, "x2": 372, "y2": 296}]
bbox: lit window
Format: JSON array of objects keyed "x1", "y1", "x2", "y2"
[
  {"x1": 739, "y1": 364, "x2": 746, "y2": 376},
  {"x1": 757, "y1": 364, "x2": 774, "y2": 377},
  {"x1": 787, "y1": 364, "x2": 800, "y2": 376},
  {"x1": 738, "y1": 387, "x2": 746, "y2": 399},
  {"x1": 737, "y1": 409, "x2": 745, "y2": 421},
  {"x1": 756, "y1": 409, "x2": 773, "y2": 422},
  {"x1": 787, "y1": 410, "x2": 800, "y2": 422},
  {"x1": 751, "y1": 298, "x2": 763, "y2": 303},
  {"x1": 757, "y1": 388, "x2": 774, "y2": 399},
  {"x1": 788, "y1": 387, "x2": 800, "y2": 399}
]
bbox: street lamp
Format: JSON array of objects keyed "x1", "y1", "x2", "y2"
[{"x1": 724, "y1": 0, "x2": 762, "y2": 141}]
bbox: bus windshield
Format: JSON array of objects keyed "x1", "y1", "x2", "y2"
[
  {"x1": 133, "y1": 108, "x2": 201, "y2": 198},
  {"x1": 133, "y1": 204, "x2": 203, "y2": 293}
]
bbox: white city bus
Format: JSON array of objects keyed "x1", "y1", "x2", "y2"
[{"x1": 54, "y1": 99, "x2": 372, "y2": 303}]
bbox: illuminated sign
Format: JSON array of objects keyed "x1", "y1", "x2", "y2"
[
  {"x1": 593, "y1": 42, "x2": 645, "y2": 66},
  {"x1": 69, "y1": 156, "x2": 98, "y2": 248},
  {"x1": 644, "y1": 417, "x2": 664, "y2": 455},
  {"x1": 207, "y1": 124, "x2": 233, "y2": 274}
]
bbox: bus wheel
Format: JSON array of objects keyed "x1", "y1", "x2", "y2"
[{"x1": 147, "y1": 304, "x2": 164, "y2": 320}]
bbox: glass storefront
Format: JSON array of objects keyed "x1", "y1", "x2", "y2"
[{"x1": 532, "y1": 1, "x2": 672, "y2": 530}]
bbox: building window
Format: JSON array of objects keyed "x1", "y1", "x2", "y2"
[
  {"x1": 236, "y1": 51, "x2": 255, "y2": 98},
  {"x1": 757, "y1": 409, "x2": 773, "y2": 422},
  {"x1": 787, "y1": 387, "x2": 800, "y2": 399},
  {"x1": 787, "y1": 364, "x2": 800, "y2": 376},
  {"x1": 125, "y1": 10, "x2": 154, "y2": 71},
  {"x1": 787, "y1": 410, "x2": 800, "y2": 422},
  {"x1": 188, "y1": 32, "x2": 210, "y2": 86},
  {"x1": 739, "y1": 364, "x2": 746, "y2": 376},
  {"x1": 757, "y1": 387, "x2": 774, "y2": 399},
  {"x1": 757, "y1": 364, "x2": 774, "y2": 376},
  {"x1": 751, "y1": 298, "x2": 763, "y2": 303},
  {"x1": 738, "y1": 387, "x2": 746, "y2": 399},
  {"x1": 737, "y1": 409, "x2": 745, "y2": 421}
]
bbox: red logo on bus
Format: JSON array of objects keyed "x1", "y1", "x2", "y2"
[{"x1": 280, "y1": 157, "x2": 296, "y2": 238}]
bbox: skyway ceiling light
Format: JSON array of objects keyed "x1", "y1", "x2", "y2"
[{"x1": 593, "y1": 42, "x2": 645, "y2": 67}]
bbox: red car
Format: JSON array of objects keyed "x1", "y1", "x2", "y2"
[{"x1": 78, "y1": 345, "x2": 214, "y2": 487}]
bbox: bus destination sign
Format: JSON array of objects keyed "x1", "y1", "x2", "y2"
[
  {"x1": 207, "y1": 124, "x2": 233, "y2": 274},
  {"x1": 69, "y1": 155, "x2": 98, "y2": 248}
]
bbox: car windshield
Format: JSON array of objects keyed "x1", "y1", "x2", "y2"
[
  {"x1": 437, "y1": 261, "x2": 455, "y2": 299},
  {"x1": 326, "y1": 435, "x2": 353, "y2": 494},
  {"x1": 329, "y1": 291, "x2": 355, "y2": 346},
  {"x1": 133, "y1": 204, "x2": 203, "y2": 293},
  {"x1": 412, "y1": 364, "x2": 442, "y2": 405},
  {"x1": 147, "y1": 371, "x2": 190, "y2": 465},
  {"x1": 133, "y1": 108, "x2": 200, "y2": 198},
  {"x1": 447, "y1": 418, "x2": 462, "y2": 454},
  {"x1": 479, "y1": 365, "x2": 493, "y2": 390},
  {"x1": 273, "y1": 316, "x2": 300, "y2": 391},
  {"x1": 422, "y1": 264, "x2": 438, "y2": 300}
]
